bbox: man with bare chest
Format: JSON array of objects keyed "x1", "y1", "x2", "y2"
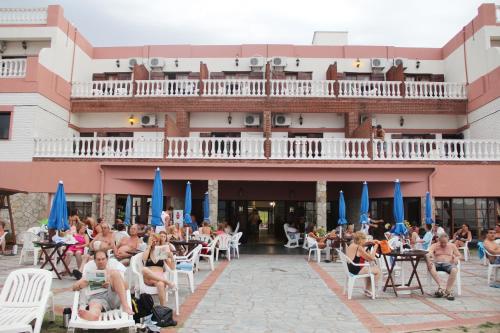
[
  {"x1": 426, "y1": 234, "x2": 461, "y2": 300},
  {"x1": 90, "y1": 223, "x2": 116, "y2": 253},
  {"x1": 115, "y1": 225, "x2": 143, "y2": 264}
]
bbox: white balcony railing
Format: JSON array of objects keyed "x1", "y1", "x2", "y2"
[
  {"x1": 0, "y1": 58, "x2": 26, "y2": 77},
  {"x1": 71, "y1": 80, "x2": 133, "y2": 98},
  {"x1": 405, "y1": 82, "x2": 467, "y2": 99},
  {"x1": 136, "y1": 80, "x2": 199, "y2": 97},
  {"x1": 373, "y1": 139, "x2": 500, "y2": 161},
  {"x1": 270, "y1": 80, "x2": 335, "y2": 97},
  {"x1": 34, "y1": 137, "x2": 164, "y2": 159},
  {"x1": 0, "y1": 8, "x2": 48, "y2": 24},
  {"x1": 270, "y1": 138, "x2": 370, "y2": 160},
  {"x1": 203, "y1": 79, "x2": 265, "y2": 97},
  {"x1": 338, "y1": 80, "x2": 402, "y2": 98},
  {"x1": 166, "y1": 137, "x2": 266, "y2": 159}
]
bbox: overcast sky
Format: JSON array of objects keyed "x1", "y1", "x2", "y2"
[{"x1": 2, "y1": 0, "x2": 498, "y2": 47}]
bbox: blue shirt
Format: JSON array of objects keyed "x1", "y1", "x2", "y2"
[{"x1": 422, "y1": 231, "x2": 433, "y2": 250}]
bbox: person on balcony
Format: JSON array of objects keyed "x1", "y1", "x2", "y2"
[{"x1": 373, "y1": 125, "x2": 387, "y2": 156}]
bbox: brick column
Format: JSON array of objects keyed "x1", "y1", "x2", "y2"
[
  {"x1": 132, "y1": 64, "x2": 149, "y2": 96},
  {"x1": 387, "y1": 63, "x2": 405, "y2": 97},
  {"x1": 344, "y1": 111, "x2": 359, "y2": 138},
  {"x1": 208, "y1": 180, "x2": 218, "y2": 226},
  {"x1": 102, "y1": 194, "x2": 116, "y2": 224},
  {"x1": 263, "y1": 111, "x2": 272, "y2": 158},
  {"x1": 326, "y1": 62, "x2": 339, "y2": 96},
  {"x1": 176, "y1": 110, "x2": 190, "y2": 137},
  {"x1": 316, "y1": 181, "x2": 327, "y2": 228},
  {"x1": 199, "y1": 62, "x2": 208, "y2": 95},
  {"x1": 265, "y1": 62, "x2": 271, "y2": 96}
]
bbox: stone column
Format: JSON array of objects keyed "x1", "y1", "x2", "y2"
[
  {"x1": 316, "y1": 181, "x2": 327, "y2": 228},
  {"x1": 208, "y1": 180, "x2": 218, "y2": 226},
  {"x1": 102, "y1": 194, "x2": 116, "y2": 224}
]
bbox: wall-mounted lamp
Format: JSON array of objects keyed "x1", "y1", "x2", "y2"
[
  {"x1": 399, "y1": 116, "x2": 405, "y2": 127},
  {"x1": 416, "y1": 60, "x2": 421, "y2": 69},
  {"x1": 227, "y1": 113, "x2": 232, "y2": 124},
  {"x1": 296, "y1": 58, "x2": 300, "y2": 67},
  {"x1": 174, "y1": 59, "x2": 179, "y2": 67},
  {"x1": 115, "y1": 59, "x2": 120, "y2": 68},
  {"x1": 299, "y1": 114, "x2": 303, "y2": 125},
  {"x1": 128, "y1": 115, "x2": 135, "y2": 126},
  {"x1": 355, "y1": 58, "x2": 361, "y2": 68},
  {"x1": 235, "y1": 57, "x2": 239, "y2": 67},
  {"x1": 21, "y1": 41, "x2": 27, "y2": 50},
  {"x1": 269, "y1": 201, "x2": 276, "y2": 207}
]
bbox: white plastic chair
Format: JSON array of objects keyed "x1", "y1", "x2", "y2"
[
  {"x1": 306, "y1": 236, "x2": 327, "y2": 263},
  {"x1": 484, "y1": 248, "x2": 500, "y2": 286},
  {"x1": 130, "y1": 253, "x2": 179, "y2": 315},
  {"x1": 215, "y1": 234, "x2": 232, "y2": 261},
  {"x1": 176, "y1": 244, "x2": 202, "y2": 293},
  {"x1": 337, "y1": 249, "x2": 376, "y2": 300},
  {"x1": 284, "y1": 224, "x2": 300, "y2": 248},
  {"x1": 199, "y1": 237, "x2": 218, "y2": 271},
  {"x1": 0, "y1": 268, "x2": 54, "y2": 333},
  {"x1": 233, "y1": 222, "x2": 240, "y2": 235},
  {"x1": 427, "y1": 260, "x2": 462, "y2": 296},
  {"x1": 0, "y1": 231, "x2": 8, "y2": 254},
  {"x1": 19, "y1": 231, "x2": 41, "y2": 265},
  {"x1": 194, "y1": 234, "x2": 212, "y2": 243},
  {"x1": 458, "y1": 241, "x2": 470, "y2": 262},
  {"x1": 230, "y1": 232, "x2": 243, "y2": 259}
]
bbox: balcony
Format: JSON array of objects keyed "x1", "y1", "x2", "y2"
[
  {"x1": 33, "y1": 137, "x2": 500, "y2": 161},
  {"x1": 0, "y1": 59, "x2": 27, "y2": 78},
  {"x1": 71, "y1": 79, "x2": 468, "y2": 100},
  {"x1": 0, "y1": 8, "x2": 48, "y2": 25}
]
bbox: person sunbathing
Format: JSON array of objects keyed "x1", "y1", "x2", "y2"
[
  {"x1": 89, "y1": 223, "x2": 116, "y2": 253},
  {"x1": 64, "y1": 222, "x2": 89, "y2": 272},
  {"x1": 72, "y1": 250, "x2": 133, "y2": 321},
  {"x1": 115, "y1": 225, "x2": 143, "y2": 264}
]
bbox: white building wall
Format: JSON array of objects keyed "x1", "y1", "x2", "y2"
[
  {"x1": 374, "y1": 114, "x2": 466, "y2": 130},
  {"x1": 465, "y1": 97, "x2": 500, "y2": 140},
  {"x1": 72, "y1": 112, "x2": 168, "y2": 129}
]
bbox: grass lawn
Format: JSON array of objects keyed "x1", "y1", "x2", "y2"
[{"x1": 412, "y1": 322, "x2": 500, "y2": 333}]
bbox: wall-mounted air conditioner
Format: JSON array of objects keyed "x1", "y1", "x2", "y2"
[
  {"x1": 141, "y1": 114, "x2": 157, "y2": 127},
  {"x1": 393, "y1": 58, "x2": 408, "y2": 69},
  {"x1": 128, "y1": 58, "x2": 140, "y2": 69},
  {"x1": 249, "y1": 56, "x2": 265, "y2": 70},
  {"x1": 148, "y1": 57, "x2": 165, "y2": 69},
  {"x1": 371, "y1": 58, "x2": 387, "y2": 70},
  {"x1": 271, "y1": 57, "x2": 287, "y2": 68},
  {"x1": 244, "y1": 114, "x2": 260, "y2": 127},
  {"x1": 273, "y1": 113, "x2": 291, "y2": 127}
]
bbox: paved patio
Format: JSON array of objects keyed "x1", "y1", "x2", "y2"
[{"x1": 0, "y1": 249, "x2": 499, "y2": 333}]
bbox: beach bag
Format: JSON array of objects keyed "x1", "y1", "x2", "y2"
[
  {"x1": 151, "y1": 305, "x2": 177, "y2": 327},
  {"x1": 379, "y1": 240, "x2": 391, "y2": 254},
  {"x1": 132, "y1": 293, "x2": 154, "y2": 322}
]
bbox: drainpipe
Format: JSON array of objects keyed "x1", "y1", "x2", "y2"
[
  {"x1": 98, "y1": 165, "x2": 105, "y2": 217},
  {"x1": 462, "y1": 27, "x2": 470, "y2": 128},
  {"x1": 428, "y1": 168, "x2": 437, "y2": 193}
]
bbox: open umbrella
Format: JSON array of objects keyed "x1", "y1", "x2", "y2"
[
  {"x1": 124, "y1": 195, "x2": 132, "y2": 226},
  {"x1": 151, "y1": 168, "x2": 163, "y2": 227},
  {"x1": 203, "y1": 191, "x2": 210, "y2": 222},
  {"x1": 425, "y1": 191, "x2": 434, "y2": 225},
  {"x1": 359, "y1": 181, "x2": 370, "y2": 225},
  {"x1": 338, "y1": 190, "x2": 348, "y2": 238},
  {"x1": 392, "y1": 179, "x2": 407, "y2": 236},
  {"x1": 47, "y1": 181, "x2": 69, "y2": 231}
]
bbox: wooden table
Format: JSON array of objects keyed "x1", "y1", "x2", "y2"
[
  {"x1": 170, "y1": 240, "x2": 204, "y2": 254},
  {"x1": 33, "y1": 241, "x2": 72, "y2": 279},
  {"x1": 328, "y1": 238, "x2": 349, "y2": 262},
  {"x1": 382, "y1": 250, "x2": 427, "y2": 296}
]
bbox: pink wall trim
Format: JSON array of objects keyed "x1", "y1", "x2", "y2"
[
  {"x1": 467, "y1": 65, "x2": 500, "y2": 112},
  {"x1": 0, "y1": 105, "x2": 14, "y2": 140}
]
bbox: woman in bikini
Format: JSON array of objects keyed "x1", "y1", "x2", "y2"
[
  {"x1": 451, "y1": 224, "x2": 472, "y2": 249},
  {"x1": 345, "y1": 231, "x2": 381, "y2": 297},
  {"x1": 141, "y1": 234, "x2": 177, "y2": 306}
]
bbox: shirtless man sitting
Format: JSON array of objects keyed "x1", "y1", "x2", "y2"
[
  {"x1": 484, "y1": 227, "x2": 500, "y2": 264},
  {"x1": 115, "y1": 224, "x2": 143, "y2": 264},
  {"x1": 90, "y1": 223, "x2": 117, "y2": 254},
  {"x1": 426, "y1": 233, "x2": 461, "y2": 301}
]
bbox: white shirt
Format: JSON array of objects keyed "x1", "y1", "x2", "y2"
[{"x1": 83, "y1": 258, "x2": 126, "y2": 280}]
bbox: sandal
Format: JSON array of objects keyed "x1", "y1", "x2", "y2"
[
  {"x1": 363, "y1": 289, "x2": 373, "y2": 298},
  {"x1": 434, "y1": 287, "x2": 445, "y2": 298}
]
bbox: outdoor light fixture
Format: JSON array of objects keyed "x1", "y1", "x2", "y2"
[
  {"x1": 416, "y1": 60, "x2": 421, "y2": 69},
  {"x1": 116, "y1": 59, "x2": 120, "y2": 68},
  {"x1": 296, "y1": 58, "x2": 300, "y2": 67},
  {"x1": 235, "y1": 57, "x2": 239, "y2": 67},
  {"x1": 299, "y1": 114, "x2": 303, "y2": 125},
  {"x1": 174, "y1": 59, "x2": 179, "y2": 67},
  {"x1": 227, "y1": 113, "x2": 232, "y2": 124},
  {"x1": 269, "y1": 201, "x2": 276, "y2": 207},
  {"x1": 21, "y1": 41, "x2": 27, "y2": 50},
  {"x1": 128, "y1": 115, "x2": 135, "y2": 126},
  {"x1": 400, "y1": 116, "x2": 405, "y2": 127},
  {"x1": 355, "y1": 58, "x2": 361, "y2": 68}
]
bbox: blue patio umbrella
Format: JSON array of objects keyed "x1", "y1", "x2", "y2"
[
  {"x1": 47, "y1": 181, "x2": 69, "y2": 231},
  {"x1": 184, "y1": 181, "x2": 197, "y2": 230},
  {"x1": 124, "y1": 195, "x2": 132, "y2": 226},
  {"x1": 151, "y1": 168, "x2": 163, "y2": 227},
  {"x1": 338, "y1": 191, "x2": 348, "y2": 227},
  {"x1": 359, "y1": 181, "x2": 370, "y2": 225},
  {"x1": 392, "y1": 179, "x2": 407, "y2": 236},
  {"x1": 203, "y1": 191, "x2": 210, "y2": 222},
  {"x1": 425, "y1": 191, "x2": 434, "y2": 225}
]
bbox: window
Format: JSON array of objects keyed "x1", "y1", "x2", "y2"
[
  {"x1": 0, "y1": 112, "x2": 11, "y2": 139},
  {"x1": 67, "y1": 201, "x2": 93, "y2": 220},
  {"x1": 490, "y1": 37, "x2": 500, "y2": 48}
]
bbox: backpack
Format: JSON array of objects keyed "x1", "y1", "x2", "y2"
[
  {"x1": 151, "y1": 305, "x2": 177, "y2": 327},
  {"x1": 131, "y1": 294, "x2": 154, "y2": 323}
]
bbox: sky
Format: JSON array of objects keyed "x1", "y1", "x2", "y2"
[{"x1": 2, "y1": 0, "x2": 498, "y2": 47}]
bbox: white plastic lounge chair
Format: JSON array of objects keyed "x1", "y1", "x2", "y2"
[
  {"x1": 0, "y1": 231, "x2": 8, "y2": 254},
  {"x1": 337, "y1": 249, "x2": 376, "y2": 300},
  {"x1": 215, "y1": 234, "x2": 232, "y2": 261},
  {"x1": 19, "y1": 231, "x2": 42, "y2": 265},
  {"x1": 484, "y1": 247, "x2": 500, "y2": 285},
  {"x1": 199, "y1": 237, "x2": 218, "y2": 271},
  {"x1": 458, "y1": 241, "x2": 470, "y2": 262},
  {"x1": 427, "y1": 260, "x2": 462, "y2": 296},
  {"x1": 230, "y1": 232, "x2": 243, "y2": 259},
  {"x1": 306, "y1": 236, "x2": 328, "y2": 263},
  {"x1": 0, "y1": 268, "x2": 53, "y2": 333},
  {"x1": 284, "y1": 224, "x2": 300, "y2": 248},
  {"x1": 176, "y1": 245, "x2": 202, "y2": 293}
]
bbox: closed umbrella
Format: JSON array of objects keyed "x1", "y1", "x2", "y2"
[
  {"x1": 359, "y1": 181, "x2": 370, "y2": 233},
  {"x1": 425, "y1": 191, "x2": 434, "y2": 225},
  {"x1": 47, "y1": 181, "x2": 69, "y2": 232},
  {"x1": 184, "y1": 182, "x2": 197, "y2": 232},
  {"x1": 124, "y1": 195, "x2": 132, "y2": 226},
  {"x1": 338, "y1": 190, "x2": 348, "y2": 238},
  {"x1": 203, "y1": 191, "x2": 210, "y2": 222},
  {"x1": 151, "y1": 168, "x2": 163, "y2": 227},
  {"x1": 392, "y1": 179, "x2": 407, "y2": 236}
]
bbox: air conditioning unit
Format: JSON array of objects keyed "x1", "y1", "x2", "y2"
[
  {"x1": 140, "y1": 114, "x2": 157, "y2": 127},
  {"x1": 273, "y1": 113, "x2": 291, "y2": 127},
  {"x1": 249, "y1": 56, "x2": 264, "y2": 69},
  {"x1": 244, "y1": 114, "x2": 260, "y2": 127},
  {"x1": 128, "y1": 58, "x2": 139, "y2": 69},
  {"x1": 148, "y1": 57, "x2": 165, "y2": 69},
  {"x1": 371, "y1": 58, "x2": 387, "y2": 69},
  {"x1": 393, "y1": 58, "x2": 408, "y2": 69},
  {"x1": 271, "y1": 57, "x2": 287, "y2": 68}
]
